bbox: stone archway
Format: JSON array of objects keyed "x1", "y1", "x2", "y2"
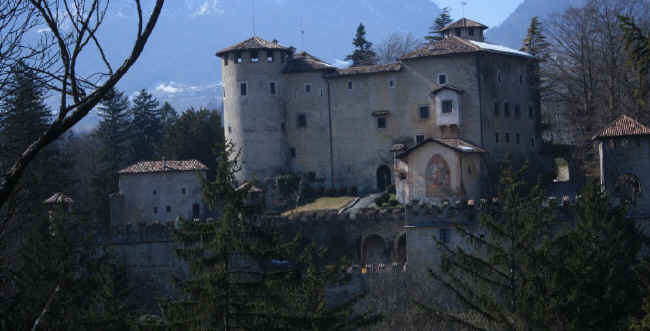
[
  {"x1": 362, "y1": 234, "x2": 388, "y2": 265},
  {"x1": 426, "y1": 154, "x2": 451, "y2": 197},
  {"x1": 377, "y1": 165, "x2": 392, "y2": 192}
]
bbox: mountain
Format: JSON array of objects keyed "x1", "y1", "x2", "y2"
[
  {"x1": 486, "y1": 0, "x2": 585, "y2": 48},
  {"x1": 64, "y1": 0, "x2": 441, "y2": 131}
]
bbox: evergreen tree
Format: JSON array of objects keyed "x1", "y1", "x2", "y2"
[
  {"x1": 156, "y1": 141, "x2": 380, "y2": 330},
  {"x1": 160, "y1": 107, "x2": 222, "y2": 174},
  {"x1": 425, "y1": 7, "x2": 452, "y2": 44},
  {"x1": 91, "y1": 89, "x2": 132, "y2": 225},
  {"x1": 159, "y1": 101, "x2": 178, "y2": 133},
  {"x1": 520, "y1": 17, "x2": 550, "y2": 60},
  {"x1": 345, "y1": 23, "x2": 377, "y2": 66},
  {"x1": 130, "y1": 89, "x2": 161, "y2": 161},
  {"x1": 1, "y1": 212, "x2": 134, "y2": 331},
  {"x1": 421, "y1": 163, "x2": 645, "y2": 330}
]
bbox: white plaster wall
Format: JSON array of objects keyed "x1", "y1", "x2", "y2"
[
  {"x1": 117, "y1": 171, "x2": 206, "y2": 225},
  {"x1": 434, "y1": 89, "x2": 461, "y2": 126}
]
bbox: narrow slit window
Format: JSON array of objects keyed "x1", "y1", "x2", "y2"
[
  {"x1": 240, "y1": 82, "x2": 247, "y2": 96},
  {"x1": 493, "y1": 101, "x2": 499, "y2": 116},
  {"x1": 270, "y1": 82, "x2": 277, "y2": 95},
  {"x1": 224, "y1": 54, "x2": 229, "y2": 66},
  {"x1": 504, "y1": 102, "x2": 510, "y2": 117}
]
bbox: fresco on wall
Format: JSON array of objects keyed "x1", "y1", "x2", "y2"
[{"x1": 426, "y1": 154, "x2": 451, "y2": 197}]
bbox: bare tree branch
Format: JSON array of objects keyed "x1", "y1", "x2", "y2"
[{"x1": 0, "y1": 0, "x2": 165, "y2": 217}]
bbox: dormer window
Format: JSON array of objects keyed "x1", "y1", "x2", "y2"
[
  {"x1": 267, "y1": 50, "x2": 274, "y2": 62},
  {"x1": 250, "y1": 50, "x2": 259, "y2": 63},
  {"x1": 437, "y1": 73, "x2": 447, "y2": 85}
]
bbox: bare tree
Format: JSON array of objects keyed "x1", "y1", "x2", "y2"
[
  {"x1": 0, "y1": 0, "x2": 164, "y2": 233},
  {"x1": 543, "y1": 0, "x2": 650, "y2": 175},
  {"x1": 374, "y1": 32, "x2": 423, "y2": 64}
]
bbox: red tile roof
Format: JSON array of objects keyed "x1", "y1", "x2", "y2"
[
  {"x1": 593, "y1": 115, "x2": 650, "y2": 140},
  {"x1": 326, "y1": 63, "x2": 402, "y2": 77},
  {"x1": 284, "y1": 51, "x2": 334, "y2": 73},
  {"x1": 216, "y1": 36, "x2": 291, "y2": 56},
  {"x1": 440, "y1": 18, "x2": 488, "y2": 31},
  {"x1": 119, "y1": 160, "x2": 208, "y2": 174}
]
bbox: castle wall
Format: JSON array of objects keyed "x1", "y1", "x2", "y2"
[
  {"x1": 477, "y1": 53, "x2": 541, "y2": 169},
  {"x1": 114, "y1": 171, "x2": 206, "y2": 225},
  {"x1": 222, "y1": 50, "x2": 289, "y2": 182},
  {"x1": 284, "y1": 72, "x2": 332, "y2": 185}
]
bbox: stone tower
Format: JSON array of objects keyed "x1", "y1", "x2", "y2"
[
  {"x1": 216, "y1": 37, "x2": 294, "y2": 182},
  {"x1": 594, "y1": 115, "x2": 650, "y2": 216}
]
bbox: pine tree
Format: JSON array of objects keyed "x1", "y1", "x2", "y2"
[
  {"x1": 520, "y1": 17, "x2": 550, "y2": 60},
  {"x1": 130, "y1": 89, "x2": 162, "y2": 161},
  {"x1": 160, "y1": 107, "x2": 223, "y2": 173},
  {"x1": 425, "y1": 7, "x2": 452, "y2": 44},
  {"x1": 156, "y1": 141, "x2": 381, "y2": 330},
  {"x1": 159, "y1": 102, "x2": 178, "y2": 129},
  {"x1": 92, "y1": 89, "x2": 132, "y2": 225},
  {"x1": 1, "y1": 212, "x2": 134, "y2": 330},
  {"x1": 345, "y1": 23, "x2": 377, "y2": 66}
]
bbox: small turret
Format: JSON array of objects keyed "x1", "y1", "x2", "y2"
[{"x1": 439, "y1": 18, "x2": 488, "y2": 42}]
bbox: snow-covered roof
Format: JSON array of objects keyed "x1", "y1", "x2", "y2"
[{"x1": 468, "y1": 40, "x2": 534, "y2": 58}]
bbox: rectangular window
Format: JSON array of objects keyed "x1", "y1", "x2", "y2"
[
  {"x1": 419, "y1": 105, "x2": 430, "y2": 119},
  {"x1": 239, "y1": 82, "x2": 247, "y2": 96},
  {"x1": 192, "y1": 204, "x2": 200, "y2": 219},
  {"x1": 389, "y1": 79, "x2": 396, "y2": 88},
  {"x1": 516, "y1": 133, "x2": 520, "y2": 144},
  {"x1": 320, "y1": 88, "x2": 324, "y2": 96},
  {"x1": 290, "y1": 147, "x2": 296, "y2": 158},
  {"x1": 505, "y1": 132, "x2": 510, "y2": 143},
  {"x1": 493, "y1": 101, "x2": 499, "y2": 116},
  {"x1": 166, "y1": 206, "x2": 171, "y2": 213},
  {"x1": 528, "y1": 105, "x2": 534, "y2": 119},
  {"x1": 281, "y1": 122, "x2": 286, "y2": 132},
  {"x1": 267, "y1": 50, "x2": 274, "y2": 62},
  {"x1": 455, "y1": 28, "x2": 461, "y2": 37},
  {"x1": 438, "y1": 73, "x2": 447, "y2": 85},
  {"x1": 297, "y1": 114, "x2": 307, "y2": 128},
  {"x1": 504, "y1": 102, "x2": 510, "y2": 117},
  {"x1": 440, "y1": 228, "x2": 450, "y2": 244},
  {"x1": 495, "y1": 132, "x2": 500, "y2": 143},
  {"x1": 270, "y1": 82, "x2": 277, "y2": 95},
  {"x1": 519, "y1": 74, "x2": 524, "y2": 84},
  {"x1": 416, "y1": 134, "x2": 425, "y2": 144},
  {"x1": 250, "y1": 50, "x2": 259, "y2": 63},
  {"x1": 515, "y1": 104, "x2": 521, "y2": 118},
  {"x1": 304, "y1": 83, "x2": 312, "y2": 93},
  {"x1": 442, "y1": 100, "x2": 453, "y2": 113},
  {"x1": 468, "y1": 28, "x2": 474, "y2": 36},
  {"x1": 224, "y1": 54, "x2": 229, "y2": 66},
  {"x1": 377, "y1": 117, "x2": 387, "y2": 129},
  {"x1": 154, "y1": 207, "x2": 158, "y2": 214},
  {"x1": 347, "y1": 81, "x2": 353, "y2": 90}
]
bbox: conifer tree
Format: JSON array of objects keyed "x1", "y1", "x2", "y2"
[
  {"x1": 425, "y1": 7, "x2": 452, "y2": 43},
  {"x1": 92, "y1": 89, "x2": 132, "y2": 225},
  {"x1": 521, "y1": 17, "x2": 550, "y2": 60},
  {"x1": 159, "y1": 101, "x2": 178, "y2": 133},
  {"x1": 130, "y1": 89, "x2": 162, "y2": 161},
  {"x1": 156, "y1": 141, "x2": 380, "y2": 330},
  {"x1": 345, "y1": 23, "x2": 377, "y2": 66}
]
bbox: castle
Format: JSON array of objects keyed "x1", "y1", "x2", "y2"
[{"x1": 216, "y1": 18, "x2": 543, "y2": 202}]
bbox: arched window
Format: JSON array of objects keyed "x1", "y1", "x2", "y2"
[
  {"x1": 426, "y1": 154, "x2": 451, "y2": 197},
  {"x1": 363, "y1": 234, "x2": 388, "y2": 265}
]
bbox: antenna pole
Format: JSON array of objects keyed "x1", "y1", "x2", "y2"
[
  {"x1": 461, "y1": 1, "x2": 467, "y2": 19},
  {"x1": 300, "y1": 17, "x2": 305, "y2": 50},
  {"x1": 252, "y1": 0, "x2": 256, "y2": 36}
]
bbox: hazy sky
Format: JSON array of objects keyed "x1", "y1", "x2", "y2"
[{"x1": 433, "y1": 0, "x2": 524, "y2": 29}]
